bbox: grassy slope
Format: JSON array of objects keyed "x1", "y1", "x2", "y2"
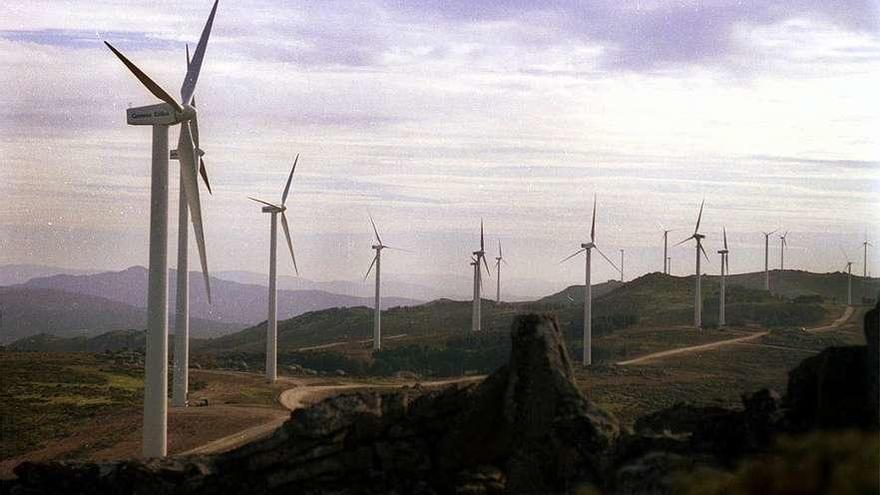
[{"x1": 0, "y1": 352, "x2": 143, "y2": 459}]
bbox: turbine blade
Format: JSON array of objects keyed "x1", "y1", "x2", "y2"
[
  {"x1": 281, "y1": 154, "x2": 298, "y2": 205},
  {"x1": 190, "y1": 106, "x2": 200, "y2": 153},
  {"x1": 700, "y1": 243, "x2": 710, "y2": 262},
  {"x1": 480, "y1": 219, "x2": 485, "y2": 252},
  {"x1": 594, "y1": 245, "x2": 620, "y2": 272},
  {"x1": 674, "y1": 235, "x2": 695, "y2": 247},
  {"x1": 280, "y1": 212, "x2": 299, "y2": 276},
  {"x1": 590, "y1": 194, "x2": 597, "y2": 242},
  {"x1": 694, "y1": 198, "x2": 705, "y2": 234},
  {"x1": 560, "y1": 248, "x2": 585, "y2": 264},
  {"x1": 723, "y1": 227, "x2": 728, "y2": 250},
  {"x1": 502, "y1": 258, "x2": 509, "y2": 266},
  {"x1": 177, "y1": 123, "x2": 211, "y2": 303},
  {"x1": 180, "y1": 0, "x2": 219, "y2": 105},
  {"x1": 104, "y1": 41, "x2": 182, "y2": 113},
  {"x1": 383, "y1": 245, "x2": 412, "y2": 253},
  {"x1": 369, "y1": 214, "x2": 382, "y2": 244},
  {"x1": 248, "y1": 197, "x2": 281, "y2": 209},
  {"x1": 199, "y1": 158, "x2": 212, "y2": 195},
  {"x1": 498, "y1": 239, "x2": 503, "y2": 258},
  {"x1": 364, "y1": 253, "x2": 378, "y2": 281},
  {"x1": 483, "y1": 255, "x2": 491, "y2": 277}
]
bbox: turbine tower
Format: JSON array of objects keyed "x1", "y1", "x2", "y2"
[
  {"x1": 104, "y1": 0, "x2": 218, "y2": 458},
  {"x1": 469, "y1": 256, "x2": 480, "y2": 331},
  {"x1": 845, "y1": 260, "x2": 854, "y2": 306},
  {"x1": 172, "y1": 45, "x2": 214, "y2": 410},
  {"x1": 718, "y1": 228, "x2": 729, "y2": 327},
  {"x1": 249, "y1": 156, "x2": 300, "y2": 383},
  {"x1": 762, "y1": 230, "x2": 777, "y2": 291},
  {"x1": 364, "y1": 216, "x2": 404, "y2": 350},
  {"x1": 471, "y1": 220, "x2": 491, "y2": 332},
  {"x1": 676, "y1": 200, "x2": 709, "y2": 328},
  {"x1": 779, "y1": 231, "x2": 789, "y2": 270},
  {"x1": 561, "y1": 195, "x2": 618, "y2": 366},
  {"x1": 863, "y1": 236, "x2": 873, "y2": 301},
  {"x1": 662, "y1": 229, "x2": 673, "y2": 274},
  {"x1": 495, "y1": 240, "x2": 507, "y2": 303}
]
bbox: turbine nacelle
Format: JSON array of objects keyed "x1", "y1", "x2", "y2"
[
  {"x1": 261, "y1": 205, "x2": 285, "y2": 213},
  {"x1": 581, "y1": 242, "x2": 595, "y2": 249}
]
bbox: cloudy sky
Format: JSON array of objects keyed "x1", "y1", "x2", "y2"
[{"x1": 1, "y1": 0, "x2": 878, "y2": 298}]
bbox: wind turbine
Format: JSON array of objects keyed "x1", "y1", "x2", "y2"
[
  {"x1": 249, "y1": 156, "x2": 300, "y2": 383},
  {"x1": 561, "y1": 195, "x2": 619, "y2": 366},
  {"x1": 495, "y1": 240, "x2": 507, "y2": 303},
  {"x1": 172, "y1": 45, "x2": 214, "y2": 410},
  {"x1": 779, "y1": 231, "x2": 789, "y2": 270},
  {"x1": 104, "y1": 0, "x2": 218, "y2": 458},
  {"x1": 364, "y1": 216, "x2": 404, "y2": 350},
  {"x1": 762, "y1": 229, "x2": 778, "y2": 291},
  {"x1": 471, "y1": 220, "x2": 491, "y2": 332},
  {"x1": 718, "y1": 228, "x2": 730, "y2": 327},
  {"x1": 676, "y1": 200, "x2": 709, "y2": 328}
]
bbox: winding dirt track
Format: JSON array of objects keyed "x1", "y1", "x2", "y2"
[
  {"x1": 182, "y1": 377, "x2": 481, "y2": 456},
  {"x1": 616, "y1": 305, "x2": 855, "y2": 366}
]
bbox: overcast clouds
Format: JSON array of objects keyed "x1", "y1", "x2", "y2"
[{"x1": 1, "y1": 0, "x2": 878, "y2": 297}]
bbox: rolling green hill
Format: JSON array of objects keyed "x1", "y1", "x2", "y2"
[
  {"x1": 723, "y1": 269, "x2": 879, "y2": 303},
  {"x1": 197, "y1": 272, "x2": 830, "y2": 356}
]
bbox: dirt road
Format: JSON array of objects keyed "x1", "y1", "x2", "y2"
[
  {"x1": 616, "y1": 305, "x2": 855, "y2": 366},
  {"x1": 183, "y1": 376, "x2": 482, "y2": 456}
]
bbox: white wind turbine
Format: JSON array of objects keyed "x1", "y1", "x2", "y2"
[
  {"x1": 779, "y1": 231, "x2": 789, "y2": 270},
  {"x1": 172, "y1": 45, "x2": 214, "y2": 410},
  {"x1": 762, "y1": 229, "x2": 778, "y2": 291},
  {"x1": 104, "y1": 0, "x2": 218, "y2": 458},
  {"x1": 717, "y1": 228, "x2": 730, "y2": 327},
  {"x1": 249, "y1": 156, "x2": 300, "y2": 383},
  {"x1": 561, "y1": 195, "x2": 619, "y2": 366},
  {"x1": 495, "y1": 240, "x2": 507, "y2": 303},
  {"x1": 364, "y1": 216, "x2": 405, "y2": 350},
  {"x1": 471, "y1": 220, "x2": 491, "y2": 332},
  {"x1": 676, "y1": 200, "x2": 709, "y2": 328}
]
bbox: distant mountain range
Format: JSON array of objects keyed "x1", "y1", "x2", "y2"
[
  {"x1": 0, "y1": 265, "x2": 422, "y2": 343},
  {"x1": 0, "y1": 264, "x2": 98, "y2": 286},
  {"x1": 0, "y1": 287, "x2": 237, "y2": 344},
  {"x1": 212, "y1": 270, "x2": 548, "y2": 302},
  {"x1": 19, "y1": 266, "x2": 422, "y2": 325}
]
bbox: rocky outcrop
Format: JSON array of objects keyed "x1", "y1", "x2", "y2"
[
  {"x1": 784, "y1": 302, "x2": 879, "y2": 432},
  {"x1": 7, "y1": 314, "x2": 619, "y2": 495}
]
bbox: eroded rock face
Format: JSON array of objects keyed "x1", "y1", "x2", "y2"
[{"x1": 7, "y1": 314, "x2": 618, "y2": 495}]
